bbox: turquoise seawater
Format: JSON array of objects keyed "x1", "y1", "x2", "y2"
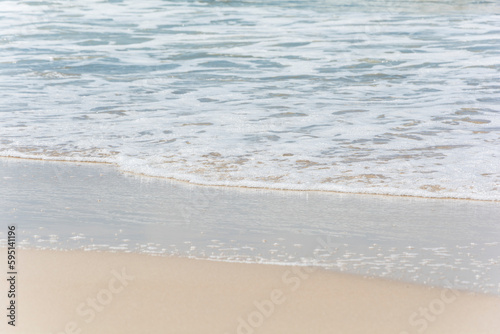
[{"x1": 1, "y1": 0, "x2": 499, "y2": 199}]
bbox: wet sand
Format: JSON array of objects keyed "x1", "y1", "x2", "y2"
[{"x1": 1, "y1": 158, "x2": 500, "y2": 295}]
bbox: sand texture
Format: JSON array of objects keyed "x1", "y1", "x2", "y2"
[{"x1": 1, "y1": 248, "x2": 499, "y2": 334}]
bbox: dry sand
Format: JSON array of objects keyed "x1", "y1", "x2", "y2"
[{"x1": 1, "y1": 248, "x2": 499, "y2": 334}]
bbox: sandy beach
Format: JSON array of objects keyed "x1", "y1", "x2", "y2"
[{"x1": 1, "y1": 248, "x2": 500, "y2": 334}]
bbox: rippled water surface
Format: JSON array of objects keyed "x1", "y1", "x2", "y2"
[{"x1": 1, "y1": 0, "x2": 499, "y2": 199}]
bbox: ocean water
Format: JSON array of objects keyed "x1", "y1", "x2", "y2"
[{"x1": 1, "y1": 0, "x2": 499, "y2": 200}]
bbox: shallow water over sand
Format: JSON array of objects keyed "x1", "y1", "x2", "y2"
[{"x1": 1, "y1": 158, "x2": 499, "y2": 294}]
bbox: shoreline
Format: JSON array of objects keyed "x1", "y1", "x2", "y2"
[
  {"x1": 1, "y1": 155, "x2": 497, "y2": 202},
  {"x1": 9, "y1": 245, "x2": 500, "y2": 297},
  {"x1": 1, "y1": 157, "x2": 499, "y2": 295},
  {"x1": 2, "y1": 248, "x2": 500, "y2": 334}
]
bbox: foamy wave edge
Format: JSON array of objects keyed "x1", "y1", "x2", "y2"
[{"x1": 1, "y1": 151, "x2": 498, "y2": 202}]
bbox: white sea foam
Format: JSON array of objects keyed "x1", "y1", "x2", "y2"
[{"x1": 1, "y1": 0, "x2": 499, "y2": 200}]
